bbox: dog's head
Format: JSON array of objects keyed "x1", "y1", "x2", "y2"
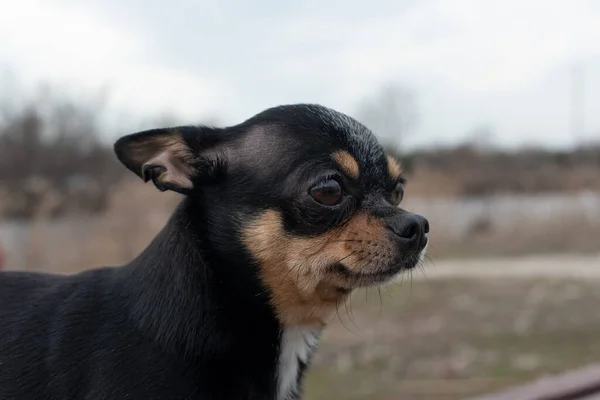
[{"x1": 115, "y1": 104, "x2": 428, "y2": 326}]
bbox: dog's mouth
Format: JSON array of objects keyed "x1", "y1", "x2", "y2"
[
  {"x1": 328, "y1": 261, "x2": 405, "y2": 288},
  {"x1": 327, "y1": 244, "x2": 428, "y2": 290}
]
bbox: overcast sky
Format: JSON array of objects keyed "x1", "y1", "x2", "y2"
[{"x1": 1, "y1": 0, "x2": 599, "y2": 149}]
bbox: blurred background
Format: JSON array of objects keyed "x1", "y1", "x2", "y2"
[{"x1": 0, "y1": 0, "x2": 599, "y2": 399}]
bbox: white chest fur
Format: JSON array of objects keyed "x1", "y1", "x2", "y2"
[{"x1": 276, "y1": 326, "x2": 322, "y2": 400}]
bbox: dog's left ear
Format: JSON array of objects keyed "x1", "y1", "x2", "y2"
[{"x1": 114, "y1": 126, "x2": 222, "y2": 195}]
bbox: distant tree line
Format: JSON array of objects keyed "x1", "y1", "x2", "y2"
[
  {"x1": 0, "y1": 89, "x2": 124, "y2": 218},
  {"x1": 1, "y1": 82, "x2": 598, "y2": 219},
  {"x1": 407, "y1": 144, "x2": 600, "y2": 196}
]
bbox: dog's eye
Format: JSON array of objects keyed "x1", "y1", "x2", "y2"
[
  {"x1": 390, "y1": 182, "x2": 404, "y2": 206},
  {"x1": 310, "y1": 179, "x2": 343, "y2": 206}
]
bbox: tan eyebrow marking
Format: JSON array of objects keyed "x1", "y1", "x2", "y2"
[
  {"x1": 387, "y1": 155, "x2": 403, "y2": 180},
  {"x1": 331, "y1": 150, "x2": 359, "y2": 179}
]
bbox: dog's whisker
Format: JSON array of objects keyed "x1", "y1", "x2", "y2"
[
  {"x1": 424, "y1": 254, "x2": 436, "y2": 268},
  {"x1": 335, "y1": 250, "x2": 360, "y2": 264},
  {"x1": 384, "y1": 284, "x2": 393, "y2": 298},
  {"x1": 344, "y1": 294, "x2": 364, "y2": 337},
  {"x1": 336, "y1": 298, "x2": 360, "y2": 337},
  {"x1": 418, "y1": 263, "x2": 428, "y2": 281},
  {"x1": 377, "y1": 287, "x2": 383, "y2": 319},
  {"x1": 409, "y1": 269, "x2": 414, "y2": 298}
]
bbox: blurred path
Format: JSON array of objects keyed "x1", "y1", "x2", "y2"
[{"x1": 418, "y1": 253, "x2": 600, "y2": 280}]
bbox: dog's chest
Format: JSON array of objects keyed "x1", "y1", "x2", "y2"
[{"x1": 276, "y1": 326, "x2": 322, "y2": 400}]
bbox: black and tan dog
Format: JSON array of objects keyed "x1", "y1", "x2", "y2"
[{"x1": 0, "y1": 104, "x2": 429, "y2": 400}]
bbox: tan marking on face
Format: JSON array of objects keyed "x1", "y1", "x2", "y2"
[
  {"x1": 332, "y1": 150, "x2": 359, "y2": 179},
  {"x1": 387, "y1": 155, "x2": 403, "y2": 180},
  {"x1": 242, "y1": 210, "x2": 396, "y2": 326}
]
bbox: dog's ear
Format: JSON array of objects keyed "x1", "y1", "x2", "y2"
[{"x1": 114, "y1": 126, "x2": 222, "y2": 195}]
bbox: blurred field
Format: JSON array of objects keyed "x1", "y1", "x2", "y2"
[
  {"x1": 305, "y1": 276, "x2": 600, "y2": 400},
  {"x1": 1, "y1": 179, "x2": 599, "y2": 271}
]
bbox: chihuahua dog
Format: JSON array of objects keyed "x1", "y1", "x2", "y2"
[{"x1": 0, "y1": 104, "x2": 429, "y2": 400}]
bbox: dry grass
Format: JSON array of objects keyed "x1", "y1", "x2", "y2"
[
  {"x1": 400, "y1": 145, "x2": 600, "y2": 197},
  {"x1": 304, "y1": 278, "x2": 600, "y2": 400},
  {"x1": 2, "y1": 178, "x2": 178, "y2": 273},
  {"x1": 2, "y1": 184, "x2": 599, "y2": 271}
]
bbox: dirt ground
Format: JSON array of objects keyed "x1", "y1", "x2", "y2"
[
  {"x1": 304, "y1": 253, "x2": 600, "y2": 400},
  {"x1": 415, "y1": 253, "x2": 600, "y2": 280}
]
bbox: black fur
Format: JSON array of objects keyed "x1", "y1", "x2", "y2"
[
  {"x1": 0, "y1": 104, "x2": 428, "y2": 400},
  {"x1": 0, "y1": 200, "x2": 279, "y2": 399}
]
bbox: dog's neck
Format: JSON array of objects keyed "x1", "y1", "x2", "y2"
[
  {"x1": 122, "y1": 199, "x2": 279, "y2": 361},
  {"x1": 121, "y1": 198, "x2": 331, "y2": 398}
]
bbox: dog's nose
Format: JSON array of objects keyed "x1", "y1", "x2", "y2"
[{"x1": 387, "y1": 213, "x2": 429, "y2": 249}]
